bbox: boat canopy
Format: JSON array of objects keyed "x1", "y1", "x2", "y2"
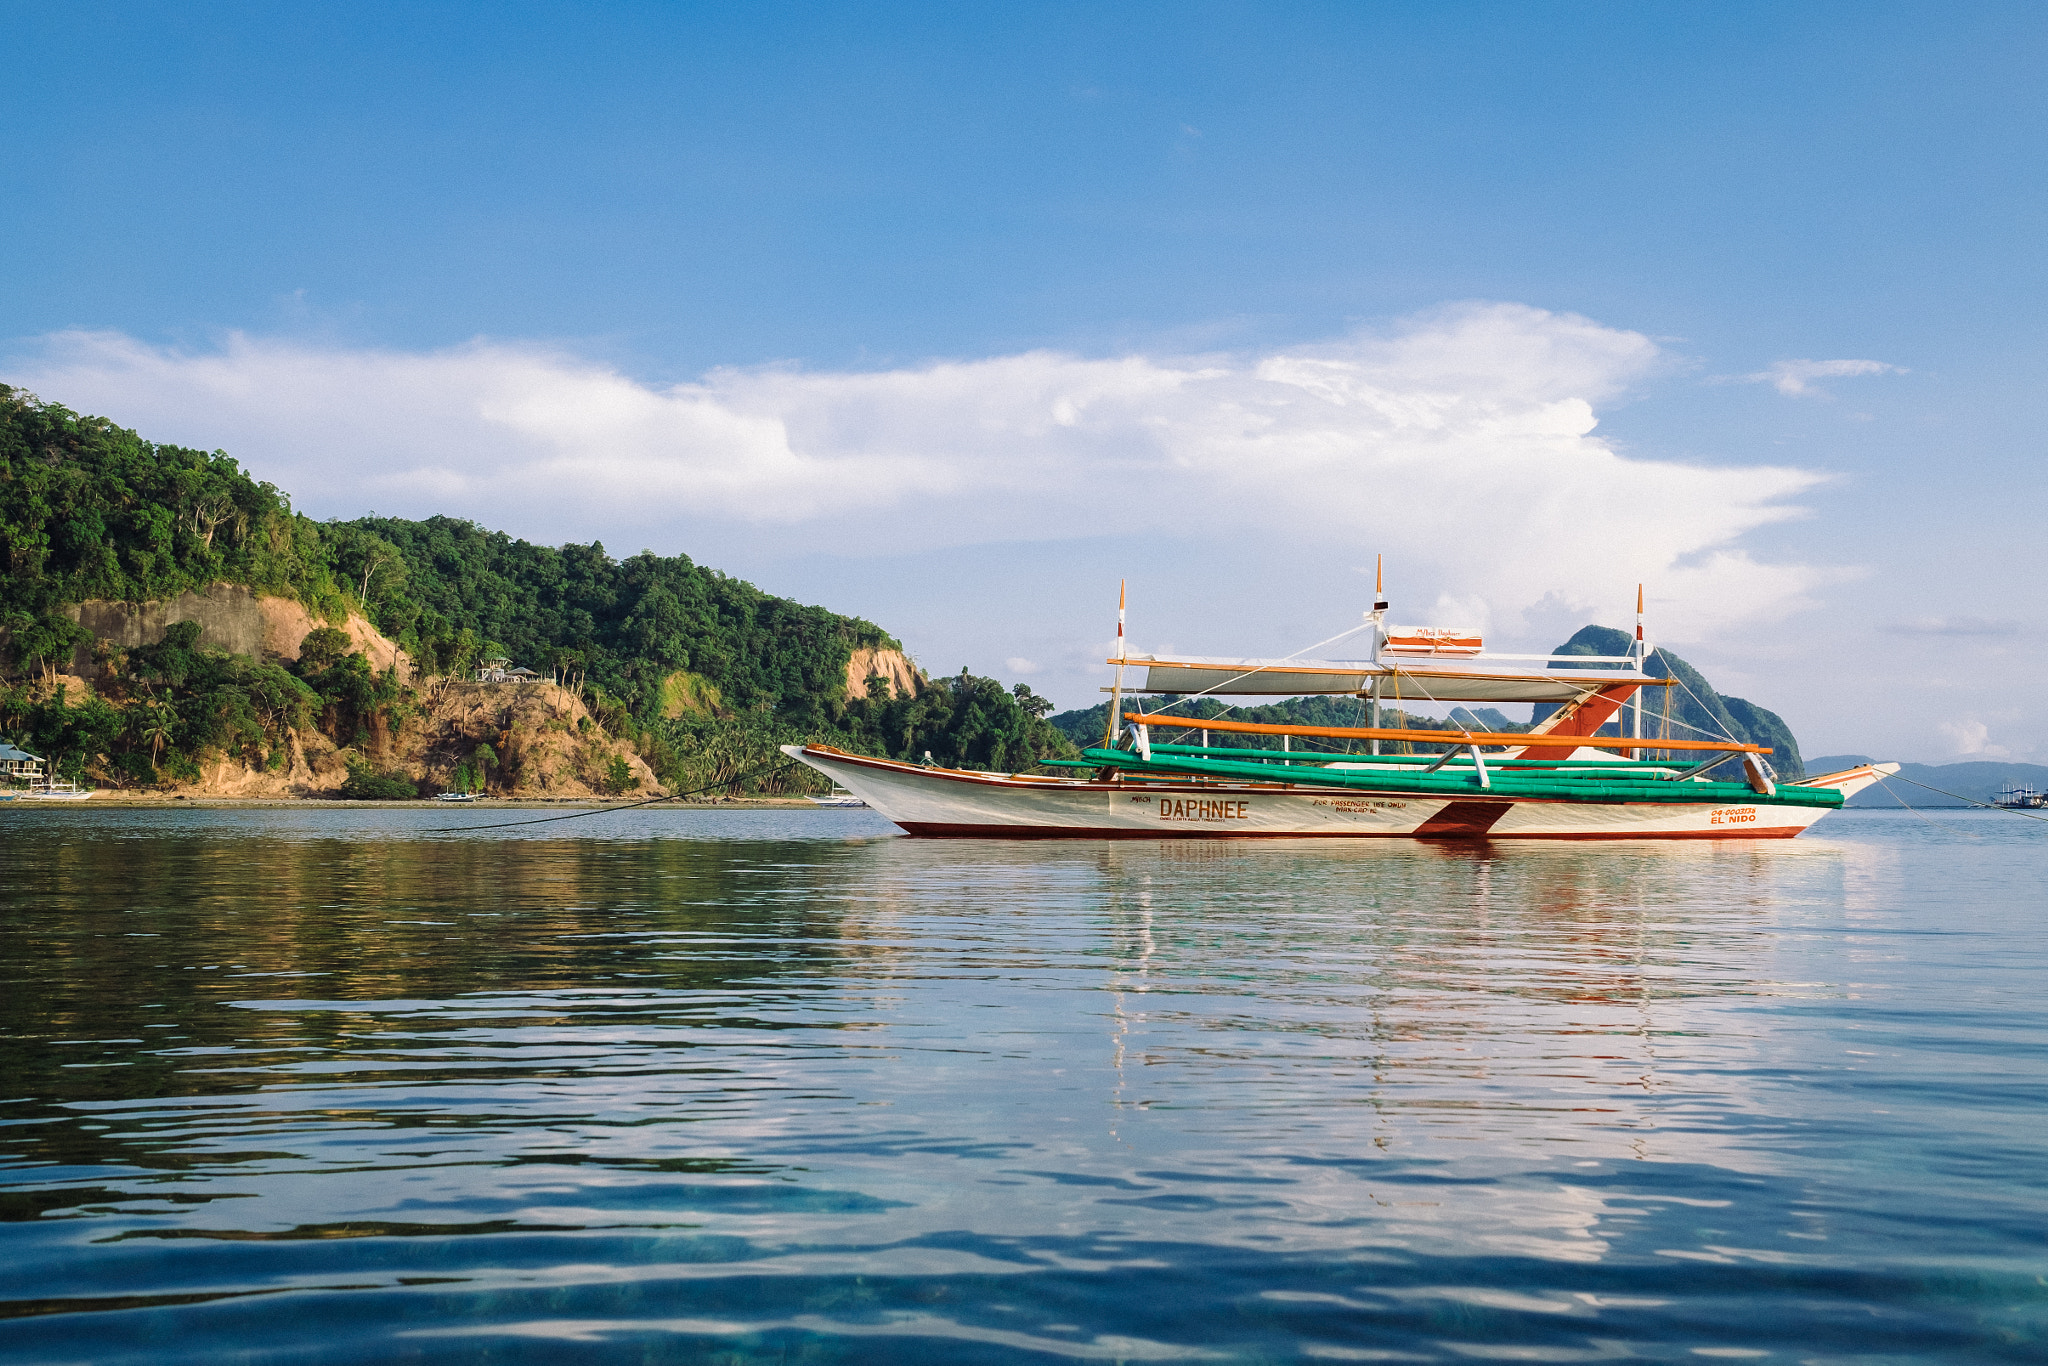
[{"x1": 1106, "y1": 652, "x2": 1671, "y2": 704}]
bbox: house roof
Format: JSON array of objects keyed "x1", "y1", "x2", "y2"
[{"x1": 0, "y1": 743, "x2": 42, "y2": 763}]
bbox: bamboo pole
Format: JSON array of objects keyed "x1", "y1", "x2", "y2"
[
  {"x1": 1100, "y1": 580, "x2": 1127, "y2": 750},
  {"x1": 1122, "y1": 711, "x2": 1770, "y2": 754}
]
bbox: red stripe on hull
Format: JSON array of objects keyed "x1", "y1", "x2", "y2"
[
  {"x1": 1498, "y1": 827, "x2": 1807, "y2": 840},
  {"x1": 894, "y1": 823, "x2": 1351, "y2": 839},
  {"x1": 891, "y1": 822, "x2": 1810, "y2": 841}
]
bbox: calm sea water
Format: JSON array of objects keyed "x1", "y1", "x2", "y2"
[{"x1": 1, "y1": 807, "x2": 2043, "y2": 1363}]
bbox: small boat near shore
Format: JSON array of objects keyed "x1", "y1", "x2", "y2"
[
  {"x1": 807, "y1": 789, "x2": 868, "y2": 808},
  {"x1": 0, "y1": 742, "x2": 96, "y2": 801},
  {"x1": 786, "y1": 581, "x2": 1895, "y2": 840}
]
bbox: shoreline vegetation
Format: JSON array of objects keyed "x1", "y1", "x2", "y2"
[
  {"x1": 0, "y1": 387, "x2": 1072, "y2": 799},
  {"x1": 4, "y1": 385, "x2": 1808, "y2": 799}
]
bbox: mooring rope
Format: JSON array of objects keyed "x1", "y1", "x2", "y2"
[
  {"x1": 1873, "y1": 775, "x2": 1983, "y2": 838},
  {"x1": 1881, "y1": 773, "x2": 2048, "y2": 825},
  {"x1": 449, "y1": 758, "x2": 802, "y2": 831}
]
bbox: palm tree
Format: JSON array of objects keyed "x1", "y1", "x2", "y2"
[{"x1": 140, "y1": 705, "x2": 175, "y2": 767}]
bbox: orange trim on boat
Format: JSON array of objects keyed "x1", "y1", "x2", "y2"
[{"x1": 1121, "y1": 713, "x2": 1768, "y2": 754}]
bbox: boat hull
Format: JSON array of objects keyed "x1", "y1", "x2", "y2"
[{"x1": 784, "y1": 747, "x2": 1890, "y2": 840}]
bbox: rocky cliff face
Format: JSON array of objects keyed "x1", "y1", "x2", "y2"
[
  {"x1": 844, "y1": 646, "x2": 922, "y2": 700},
  {"x1": 66, "y1": 584, "x2": 411, "y2": 679},
  {"x1": 161, "y1": 679, "x2": 660, "y2": 799},
  {"x1": 398, "y1": 680, "x2": 661, "y2": 798},
  {"x1": 47, "y1": 589, "x2": 656, "y2": 798}
]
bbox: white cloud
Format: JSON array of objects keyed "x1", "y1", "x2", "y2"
[
  {"x1": 7, "y1": 303, "x2": 1838, "y2": 645},
  {"x1": 1937, "y1": 719, "x2": 2011, "y2": 759},
  {"x1": 1004, "y1": 657, "x2": 1039, "y2": 675},
  {"x1": 1741, "y1": 357, "x2": 1903, "y2": 397}
]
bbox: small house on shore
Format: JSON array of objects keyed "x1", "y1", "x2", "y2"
[
  {"x1": 1, "y1": 743, "x2": 45, "y2": 786},
  {"x1": 475, "y1": 658, "x2": 542, "y2": 684},
  {"x1": 477, "y1": 656, "x2": 510, "y2": 681}
]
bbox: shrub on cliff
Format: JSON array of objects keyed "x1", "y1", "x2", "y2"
[
  {"x1": 340, "y1": 756, "x2": 419, "y2": 800},
  {"x1": 838, "y1": 667, "x2": 1075, "y2": 774}
]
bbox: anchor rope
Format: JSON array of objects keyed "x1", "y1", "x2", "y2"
[
  {"x1": 1882, "y1": 774, "x2": 2048, "y2": 825},
  {"x1": 1873, "y1": 775, "x2": 1984, "y2": 838},
  {"x1": 448, "y1": 759, "x2": 803, "y2": 831}
]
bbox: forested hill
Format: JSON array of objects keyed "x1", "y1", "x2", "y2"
[
  {"x1": 337, "y1": 514, "x2": 897, "y2": 731},
  {"x1": 0, "y1": 387, "x2": 1073, "y2": 790},
  {"x1": 0, "y1": 386, "x2": 352, "y2": 635}
]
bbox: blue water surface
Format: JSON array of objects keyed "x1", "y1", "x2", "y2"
[{"x1": 1, "y1": 807, "x2": 2043, "y2": 1363}]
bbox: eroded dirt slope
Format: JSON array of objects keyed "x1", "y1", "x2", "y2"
[{"x1": 153, "y1": 679, "x2": 659, "y2": 799}]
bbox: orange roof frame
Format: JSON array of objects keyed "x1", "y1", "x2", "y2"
[{"x1": 1124, "y1": 712, "x2": 1768, "y2": 755}]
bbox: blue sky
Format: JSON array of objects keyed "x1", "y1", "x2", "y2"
[{"x1": 5, "y1": 2, "x2": 2043, "y2": 761}]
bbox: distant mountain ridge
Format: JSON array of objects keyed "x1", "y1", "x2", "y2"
[{"x1": 1805, "y1": 756, "x2": 2048, "y2": 808}]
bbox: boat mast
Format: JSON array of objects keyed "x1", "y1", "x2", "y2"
[
  {"x1": 1102, "y1": 579, "x2": 1128, "y2": 749},
  {"x1": 1632, "y1": 583, "x2": 1645, "y2": 756},
  {"x1": 1368, "y1": 554, "x2": 1388, "y2": 756}
]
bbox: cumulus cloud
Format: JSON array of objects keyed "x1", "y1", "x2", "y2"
[
  {"x1": 1937, "y1": 719, "x2": 2011, "y2": 759},
  {"x1": 6, "y1": 303, "x2": 1839, "y2": 644},
  {"x1": 1741, "y1": 357, "x2": 1903, "y2": 397}
]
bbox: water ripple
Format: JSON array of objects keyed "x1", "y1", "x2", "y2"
[{"x1": 1, "y1": 808, "x2": 2043, "y2": 1362}]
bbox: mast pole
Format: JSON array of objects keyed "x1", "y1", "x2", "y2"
[
  {"x1": 1102, "y1": 579, "x2": 1127, "y2": 749},
  {"x1": 1369, "y1": 554, "x2": 1388, "y2": 756},
  {"x1": 1631, "y1": 583, "x2": 1645, "y2": 757}
]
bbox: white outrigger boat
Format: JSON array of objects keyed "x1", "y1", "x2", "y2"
[{"x1": 786, "y1": 581, "x2": 1895, "y2": 841}]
